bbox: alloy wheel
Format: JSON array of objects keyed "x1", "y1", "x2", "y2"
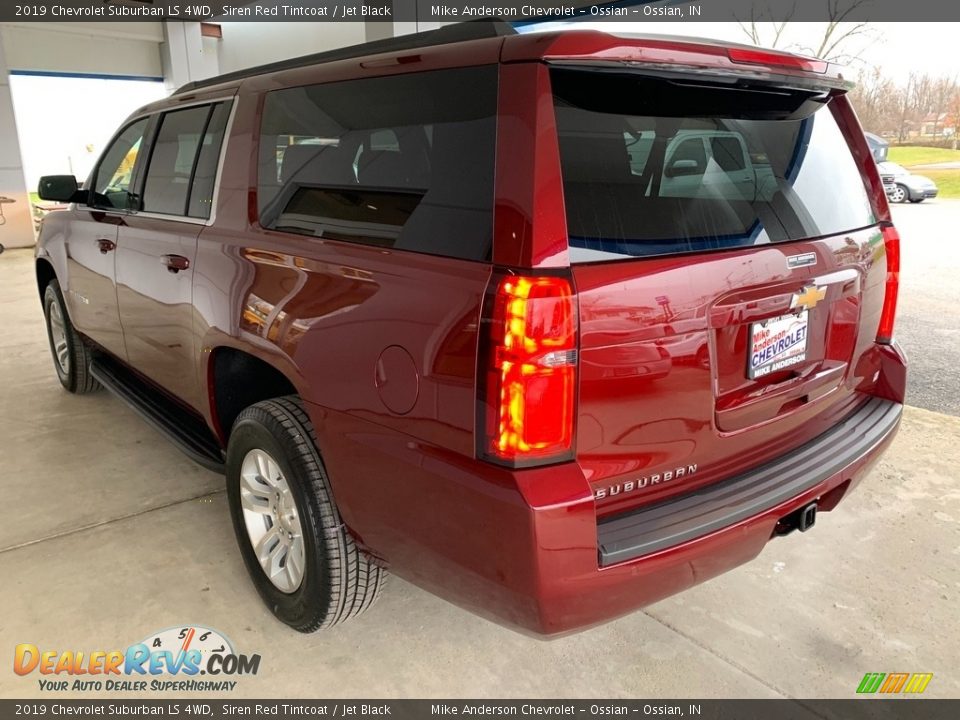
[
  {"x1": 48, "y1": 300, "x2": 70, "y2": 374},
  {"x1": 239, "y1": 448, "x2": 306, "y2": 593}
]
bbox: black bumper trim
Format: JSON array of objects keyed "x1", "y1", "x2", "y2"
[{"x1": 597, "y1": 396, "x2": 902, "y2": 566}]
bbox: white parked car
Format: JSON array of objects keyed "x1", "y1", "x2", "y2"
[{"x1": 878, "y1": 161, "x2": 939, "y2": 203}]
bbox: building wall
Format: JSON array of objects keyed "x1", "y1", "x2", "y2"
[
  {"x1": 0, "y1": 22, "x2": 164, "y2": 79},
  {"x1": 216, "y1": 22, "x2": 368, "y2": 75},
  {"x1": 0, "y1": 33, "x2": 35, "y2": 249}
]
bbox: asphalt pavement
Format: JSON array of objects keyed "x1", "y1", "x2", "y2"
[{"x1": 890, "y1": 199, "x2": 960, "y2": 416}]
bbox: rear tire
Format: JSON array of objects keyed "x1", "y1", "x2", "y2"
[
  {"x1": 696, "y1": 345, "x2": 710, "y2": 370},
  {"x1": 42, "y1": 280, "x2": 100, "y2": 394},
  {"x1": 225, "y1": 396, "x2": 386, "y2": 632}
]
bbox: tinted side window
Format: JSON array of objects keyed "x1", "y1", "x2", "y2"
[
  {"x1": 258, "y1": 66, "x2": 498, "y2": 262},
  {"x1": 92, "y1": 118, "x2": 148, "y2": 210},
  {"x1": 142, "y1": 106, "x2": 210, "y2": 216},
  {"x1": 188, "y1": 102, "x2": 232, "y2": 219}
]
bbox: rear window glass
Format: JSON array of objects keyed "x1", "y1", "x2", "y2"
[
  {"x1": 551, "y1": 68, "x2": 877, "y2": 262},
  {"x1": 258, "y1": 66, "x2": 498, "y2": 262}
]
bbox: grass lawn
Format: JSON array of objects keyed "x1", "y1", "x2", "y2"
[
  {"x1": 887, "y1": 145, "x2": 960, "y2": 167},
  {"x1": 917, "y1": 170, "x2": 960, "y2": 200}
]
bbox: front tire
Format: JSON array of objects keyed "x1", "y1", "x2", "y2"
[
  {"x1": 42, "y1": 280, "x2": 100, "y2": 394},
  {"x1": 225, "y1": 396, "x2": 386, "y2": 632},
  {"x1": 892, "y1": 184, "x2": 908, "y2": 203}
]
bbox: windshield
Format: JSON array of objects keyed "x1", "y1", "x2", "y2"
[{"x1": 551, "y1": 68, "x2": 877, "y2": 262}]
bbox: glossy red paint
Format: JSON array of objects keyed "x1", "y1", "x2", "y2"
[
  {"x1": 35, "y1": 28, "x2": 907, "y2": 635},
  {"x1": 574, "y1": 226, "x2": 891, "y2": 517},
  {"x1": 502, "y1": 31, "x2": 850, "y2": 88},
  {"x1": 492, "y1": 63, "x2": 570, "y2": 269}
]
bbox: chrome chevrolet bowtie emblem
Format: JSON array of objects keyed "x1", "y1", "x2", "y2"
[{"x1": 791, "y1": 285, "x2": 826, "y2": 312}]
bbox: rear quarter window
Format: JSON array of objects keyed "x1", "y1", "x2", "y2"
[
  {"x1": 257, "y1": 66, "x2": 498, "y2": 262},
  {"x1": 551, "y1": 68, "x2": 877, "y2": 262}
]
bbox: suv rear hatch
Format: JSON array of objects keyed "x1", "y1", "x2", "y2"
[{"x1": 549, "y1": 61, "x2": 892, "y2": 518}]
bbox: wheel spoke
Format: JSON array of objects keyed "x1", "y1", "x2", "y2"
[
  {"x1": 265, "y1": 537, "x2": 286, "y2": 578},
  {"x1": 266, "y1": 456, "x2": 282, "y2": 486},
  {"x1": 240, "y1": 484, "x2": 271, "y2": 515},
  {"x1": 281, "y1": 535, "x2": 306, "y2": 592},
  {"x1": 255, "y1": 451, "x2": 281, "y2": 488},
  {"x1": 287, "y1": 537, "x2": 304, "y2": 583},
  {"x1": 254, "y1": 526, "x2": 281, "y2": 566}
]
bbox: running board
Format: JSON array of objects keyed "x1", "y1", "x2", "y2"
[{"x1": 90, "y1": 356, "x2": 225, "y2": 473}]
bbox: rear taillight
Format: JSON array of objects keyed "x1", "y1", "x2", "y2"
[
  {"x1": 479, "y1": 274, "x2": 578, "y2": 467},
  {"x1": 877, "y1": 224, "x2": 900, "y2": 344}
]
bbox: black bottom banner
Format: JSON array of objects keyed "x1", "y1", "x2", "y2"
[{"x1": 2, "y1": 700, "x2": 958, "y2": 720}]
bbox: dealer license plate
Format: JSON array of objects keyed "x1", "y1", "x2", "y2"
[{"x1": 748, "y1": 311, "x2": 809, "y2": 379}]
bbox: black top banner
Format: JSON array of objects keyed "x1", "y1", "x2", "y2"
[
  {"x1": 4, "y1": 1, "x2": 960, "y2": 23},
  {"x1": 3, "y1": 700, "x2": 960, "y2": 720}
]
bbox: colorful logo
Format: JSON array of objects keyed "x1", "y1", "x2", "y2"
[
  {"x1": 857, "y1": 672, "x2": 933, "y2": 694},
  {"x1": 14, "y1": 625, "x2": 260, "y2": 692}
]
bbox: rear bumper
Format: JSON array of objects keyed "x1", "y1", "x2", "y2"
[
  {"x1": 597, "y1": 396, "x2": 900, "y2": 566},
  {"x1": 317, "y1": 391, "x2": 903, "y2": 637},
  {"x1": 526, "y1": 396, "x2": 901, "y2": 635}
]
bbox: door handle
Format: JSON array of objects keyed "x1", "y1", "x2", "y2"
[
  {"x1": 97, "y1": 238, "x2": 116, "y2": 254},
  {"x1": 161, "y1": 254, "x2": 191, "y2": 273}
]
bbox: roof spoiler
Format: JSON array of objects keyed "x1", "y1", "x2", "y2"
[{"x1": 173, "y1": 18, "x2": 517, "y2": 96}]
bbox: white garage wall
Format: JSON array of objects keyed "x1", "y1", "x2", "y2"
[
  {"x1": 0, "y1": 22, "x2": 163, "y2": 79},
  {"x1": 215, "y1": 22, "x2": 368, "y2": 74}
]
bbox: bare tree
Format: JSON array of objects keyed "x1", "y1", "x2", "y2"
[
  {"x1": 929, "y1": 76, "x2": 959, "y2": 138},
  {"x1": 893, "y1": 73, "x2": 935, "y2": 143},
  {"x1": 736, "y1": 2, "x2": 795, "y2": 49},
  {"x1": 736, "y1": 0, "x2": 877, "y2": 66},
  {"x1": 949, "y1": 85, "x2": 960, "y2": 150},
  {"x1": 848, "y1": 67, "x2": 898, "y2": 133},
  {"x1": 808, "y1": 0, "x2": 872, "y2": 63}
]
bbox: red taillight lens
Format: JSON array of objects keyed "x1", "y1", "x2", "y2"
[
  {"x1": 727, "y1": 47, "x2": 828, "y2": 74},
  {"x1": 481, "y1": 275, "x2": 577, "y2": 467},
  {"x1": 877, "y1": 225, "x2": 900, "y2": 344}
]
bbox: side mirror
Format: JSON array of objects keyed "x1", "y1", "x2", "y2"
[
  {"x1": 38, "y1": 175, "x2": 84, "y2": 203},
  {"x1": 665, "y1": 159, "x2": 702, "y2": 178}
]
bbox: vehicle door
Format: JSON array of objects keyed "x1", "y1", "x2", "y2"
[
  {"x1": 63, "y1": 117, "x2": 150, "y2": 361},
  {"x1": 115, "y1": 101, "x2": 232, "y2": 411}
]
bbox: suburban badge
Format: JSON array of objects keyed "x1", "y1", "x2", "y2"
[{"x1": 595, "y1": 464, "x2": 699, "y2": 499}]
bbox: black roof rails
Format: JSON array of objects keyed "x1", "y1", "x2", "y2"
[{"x1": 174, "y1": 18, "x2": 517, "y2": 96}]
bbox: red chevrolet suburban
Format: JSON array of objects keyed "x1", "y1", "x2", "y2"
[{"x1": 35, "y1": 22, "x2": 907, "y2": 635}]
